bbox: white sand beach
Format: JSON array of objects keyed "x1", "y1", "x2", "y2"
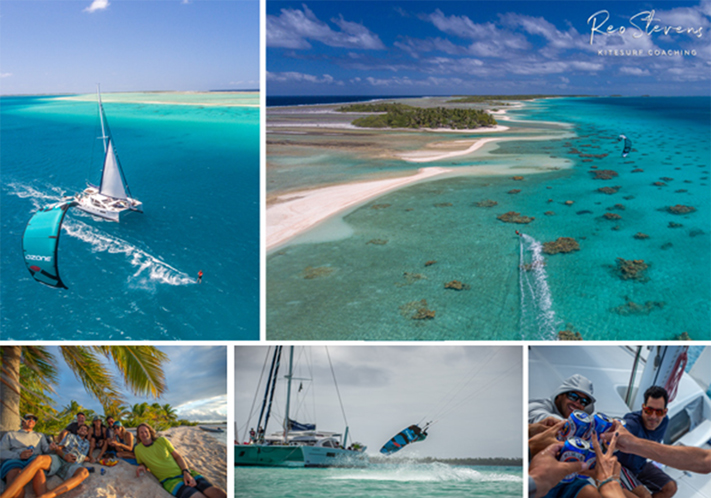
[
  {"x1": 267, "y1": 167, "x2": 451, "y2": 250},
  {"x1": 0, "y1": 427, "x2": 226, "y2": 498}
]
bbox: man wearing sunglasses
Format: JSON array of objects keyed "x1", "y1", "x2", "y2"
[
  {"x1": 617, "y1": 386, "x2": 676, "y2": 498},
  {"x1": 529, "y1": 374, "x2": 596, "y2": 424}
]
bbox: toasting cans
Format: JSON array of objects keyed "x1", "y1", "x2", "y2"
[
  {"x1": 592, "y1": 413, "x2": 613, "y2": 440},
  {"x1": 558, "y1": 410, "x2": 592, "y2": 441},
  {"x1": 559, "y1": 438, "x2": 591, "y2": 482}
]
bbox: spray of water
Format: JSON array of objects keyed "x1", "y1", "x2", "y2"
[
  {"x1": 8, "y1": 181, "x2": 194, "y2": 287},
  {"x1": 518, "y1": 233, "x2": 561, "y2": 339}
]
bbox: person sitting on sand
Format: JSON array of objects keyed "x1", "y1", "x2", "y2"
[
  {"x1": 107, "y1": 421, "x2": 135, "y2": 460},
  {"x1": 134, "y1": 423, "x2": 226, "y2": 498},
  {"x1": 57, "y1": 412, "x2": 86, "y2": 443},
  {"x1": 1, "y1": 423, "x2": 91, "y2": 498},
  {"x1": 87, "y1": 416, "x2": 108, "y2": 463},
  {"x1": 0, "y1": 413, "x2": 57, "y2": 498}
]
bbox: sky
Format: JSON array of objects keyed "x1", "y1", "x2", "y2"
[
  {"x1": 267, "y1": 0, "x2": 711, "y2": 96},
  {"x1": 235, "y1": 346, "x2": 522, "y2": 459},
  {"x1": 52, "y1": 346, "x2": 227, "y2": 423},
  {"x1": 0, "y1": 0, "x2": 259, "y2": 95}
]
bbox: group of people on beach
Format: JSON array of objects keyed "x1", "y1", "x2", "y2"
[
  {"x1": 0, "y1": 412, "x2": 225, "y2": 498},
  {"x1": 528, "y1": 375, "x2": 711, "y2": 498}
]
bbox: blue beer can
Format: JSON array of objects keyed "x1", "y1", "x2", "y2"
[
  {"x1": 558, "y1": 410, "x2": 593, "y2": 441},
  {"x1": 593, "y1": 413, "x2": 613, "y2": 440},
  {"x1": 559, "y1": 438, "x2": 590, "y2": 483}
]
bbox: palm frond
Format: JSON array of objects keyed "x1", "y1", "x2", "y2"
[
  {"x1": 59, "y1": 346, "x2": 124, "y2": 408},
  {"x1": 96, "y1": 346, "x2": 168, "y2": 398}
]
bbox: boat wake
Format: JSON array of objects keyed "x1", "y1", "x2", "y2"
[
  {"x1": 5, "y1": 182, "x2": 69, "y2": 210},
  {"x1": 519, "y1": 233, "x2": 561, "y2": 339},
  {"x1": 330, "y1": 462, "x2": 520, "y2": 483},
  {"x1": 63, "y1": 220, "x2": 195, "y2": 287}
]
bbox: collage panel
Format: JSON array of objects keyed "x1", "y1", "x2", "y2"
[
  {"x1": 0, "y1": 345, "x2": 228, "y2": 498},
  {"x1": 265, "y1": 0, "x2": 710, "y2": 341},
  {"x1": 0, "y1": 0, "x2": 260, "y2": 340},
  {"x1": 235, "y1": 345, "x2": 523, "y2": 497},
  {"x1": 528, "y1": 345, "x2": 711, "y2": 498}
]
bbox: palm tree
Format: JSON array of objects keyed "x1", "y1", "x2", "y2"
[
  {"x1": 0, "y1": 346, "x2": 168, "y2": 432},
  {"x1": 161, "y1": 403, "x2": 178, "y2": 422}
]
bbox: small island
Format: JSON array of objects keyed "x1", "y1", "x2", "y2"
[{"x1": 337, "y1": 102, "x2": 497, "y2": 130}]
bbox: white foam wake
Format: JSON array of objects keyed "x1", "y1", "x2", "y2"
[
  {"x1": 63, "y1": 219, "x2": 195, "y2": 287},
  {"x1": 519, "y1": 233, "x2": 561, "y2": 339},
  {"x1": 6, "y1": 182, "x2": 69, "y2": 210}
]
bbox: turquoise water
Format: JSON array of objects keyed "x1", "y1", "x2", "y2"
[
  {"x1": 235, "y1": 464, "x2": 522, "y2": 497},
  {"x1": 267, "y1": 97, "x2": 710, "y2": 340},
  {"x1": 1, "y1": 95, "x2": 259, "y2": 339}
]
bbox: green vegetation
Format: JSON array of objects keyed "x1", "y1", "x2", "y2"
[
  {"x1": 337, "y1": 102, "x2": 497, "y2": 130},
  {"x1": 1, "y1": 345, "x2": 169, "y2": 434}
]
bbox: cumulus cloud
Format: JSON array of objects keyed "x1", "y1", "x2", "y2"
[
  {"x1": 267, "y1": 4, "x2": 385, "y2": 50},
  {"x1": 619, "y1": 67, "x2": 651, "y2": 76},
  {"x1": 84, "y1": 0, "x2": 109, "y2": 13},
  {"x1": 267, "y1": 71, "x2": 341, "y2": 85}
]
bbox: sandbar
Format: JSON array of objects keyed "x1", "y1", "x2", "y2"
[{"x1": 267, "y1": 167, "x2": 451, "y2": 251}]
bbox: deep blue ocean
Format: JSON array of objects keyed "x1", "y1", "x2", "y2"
[
  {"x1": 1, "y1": 95, "x2": 259, "y2": 340},
  {"x1": 267, "y1": 96, "x2": 711, "y2": 340}
]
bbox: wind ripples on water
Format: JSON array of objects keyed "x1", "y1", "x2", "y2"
[{"x1": 62, "y1": 220, "x2": 195, "y2": 287}]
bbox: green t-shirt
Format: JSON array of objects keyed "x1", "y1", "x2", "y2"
[{"x1": 135, "y1": 437, "x2": 182, "y2": 483}]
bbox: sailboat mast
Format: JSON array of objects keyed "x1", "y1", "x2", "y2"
[
  {"x1": 97, "y1": 84, "x2": 108, "y2": 154},
  {"x1": 283, "y1": 346, "x2": 294, "y2": 442}
]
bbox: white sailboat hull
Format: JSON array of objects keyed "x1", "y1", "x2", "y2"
[
  {"x1": 301, "y1": 446, "x2": 368, "y2": 468},
  {"x1": 74, "y1": 187, "x2": 142, "y2": 222}
]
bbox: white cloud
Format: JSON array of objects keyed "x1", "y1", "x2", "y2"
[
  {"x1": 267, "y1": 71, "x2": 341, "y2": 85},
  {"x1": 84, "y1": 0, "x2": 109, "y2": 13},
  {"x1": 267, "y1": 4, "x2": 385, "y2": 50},
  {"x1": 619, "y1": 67, "x2": 651, "y2": 76},
  {"x1": 0, "y1": 73, "x2": 12, "y2": 78}
]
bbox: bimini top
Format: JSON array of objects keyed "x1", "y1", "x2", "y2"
[{"x1": 22, "y1": 201, "x2": 74, "y2": 289}]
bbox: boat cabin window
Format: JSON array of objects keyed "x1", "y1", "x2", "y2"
[{"x1": 665, "y1": 410, "x2": 691, "y2": 444}]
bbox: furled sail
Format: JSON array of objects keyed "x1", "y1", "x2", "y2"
[
  {"x1": 379, "y1": 424, "x2": 428, "y2": 455},
  {"x1": 99, "y1": 139, "x2": 129, "y2": 199},
  {"x1": 22, "y1": 201, "x2": 74, "y2": 289},
  {"x1": 618, "y1": 134, "x2": 632, "y2": 157},
  {"x1": 288, "y1": 419, "x2": 316, "y2": 431}
]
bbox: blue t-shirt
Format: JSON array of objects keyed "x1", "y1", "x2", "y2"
[{"x1": 617, "y1": 410, "x2": 668, "y2": 474}]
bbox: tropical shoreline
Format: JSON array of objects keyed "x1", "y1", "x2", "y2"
[
  {"x1": 0, "y1": 426, "x2": 226, "y2": 498},
  {"x1": 54, "y1": 91, "x2": 260, "y2": 107},
  {"x1": 267, "y1": 100, "x2": 572, "y2": 251}
]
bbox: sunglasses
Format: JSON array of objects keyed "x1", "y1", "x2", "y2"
[
  {"x1": 566, "y1": 391, "x2": 592, "y2": 407},
  {"x1": 642, "y1": 405, "x2": 667, "y2": 417}
]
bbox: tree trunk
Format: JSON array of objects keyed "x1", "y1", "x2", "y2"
[{"x1": 0, "y1": 346, "x2": 22, "y2": 432}]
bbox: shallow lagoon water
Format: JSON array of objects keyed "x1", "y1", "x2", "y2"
[
  {"x1": 267, "y1": 97, "x2": 710, "y2": 340},
  {"x1": 1, "y1": 94, "x2": 259, "y2": 339},
  {"x1": 235, "y1": 464, "x2": 522, "y2": 498}
]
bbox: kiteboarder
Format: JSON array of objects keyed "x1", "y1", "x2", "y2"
[
  {"x1": 515, "y1": 230, "x2": 521, "y2": 236},
  {"x1": 197, "y1": 270, "x2": 203, "y2": 284}
]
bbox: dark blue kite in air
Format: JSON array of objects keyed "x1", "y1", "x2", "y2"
[
  {"x1": 380, "y1": 424, "x2": 429, "y2": 455},
  {"x1": 618, "y1": 135, "x2": 632, "y2": 157}
]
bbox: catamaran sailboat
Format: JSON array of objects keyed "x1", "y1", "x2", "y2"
[
  {"x1": 235, "y1": 346, "x2": 368, "y2": 468},
  {"x1": 74, "y1": 87, "x2": 142, "y2": 222}
]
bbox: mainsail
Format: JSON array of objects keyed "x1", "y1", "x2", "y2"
[
  {"x1": 379, "y1": 424, "x2": 428, "y2": 455},
  {"x1": 100, "y1": 140, "x2": 129, "y2": 199},
  {"x1": 22, "y1": 201, "x2": 74, "y2": 289}
]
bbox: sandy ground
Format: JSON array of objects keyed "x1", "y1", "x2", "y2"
[
  {"x1": 267, "y1": 167, "x2": 451, "y2": 251},
  {"x1": 0, "y1": 427, "x2": 226, "y2": 498}
]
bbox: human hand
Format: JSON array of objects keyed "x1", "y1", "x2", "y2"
[
  {"x1": 64, "y1": 453, "x2": 77, "y2": 463},
  {"x1": 529, "y1": 420, "x2": 565, "y2": 457},
  {"x1": 529, "y1": 442, "x2": 587, "y2": 498},
  {"x1": 49, "y1": 442, "x2": 58, "y2": 451},
  {"x1": 184, "y1": 472, "x2": 197, "y2": 487},
  {"x1": 19, "y1": 449, "x2": 33, "y2": 460},
  {"x1": 136, "y1": 465, "x2": 147, "y2": 478},
  {"x1": 601, "y1": 421, "x2": 633, "y2": 453}
]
